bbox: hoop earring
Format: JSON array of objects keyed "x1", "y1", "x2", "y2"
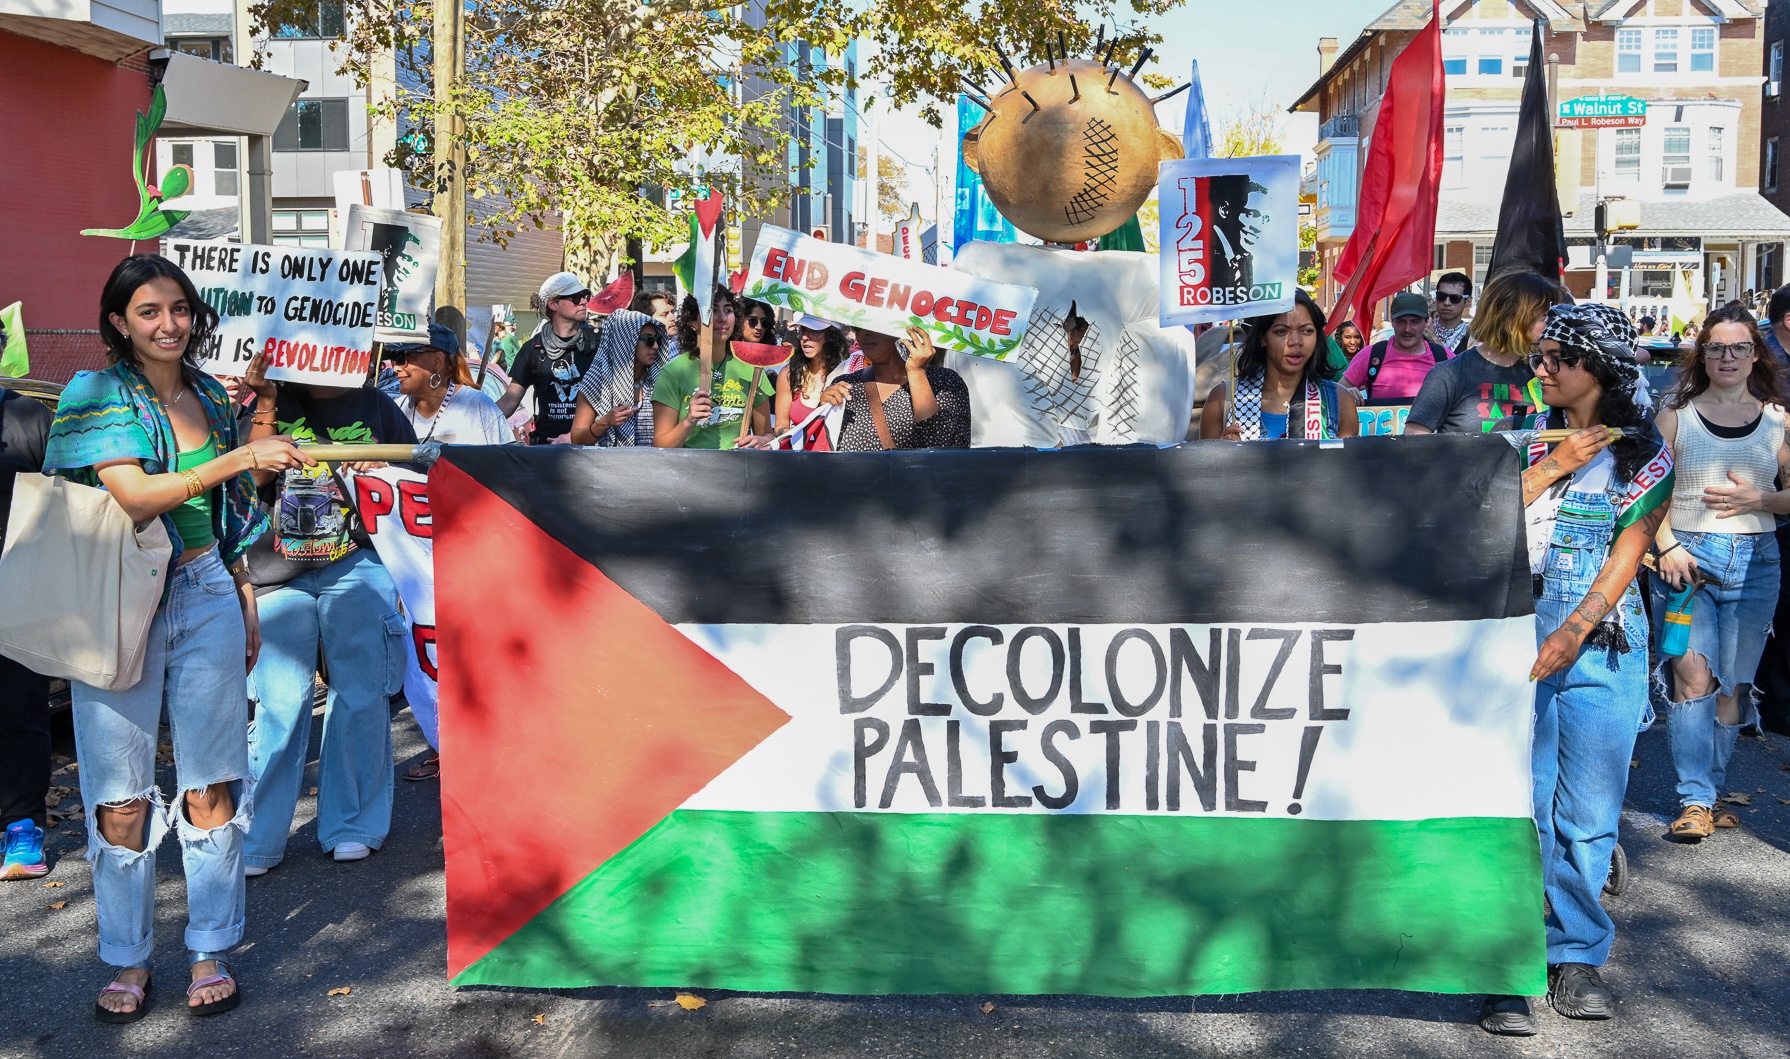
[{"x1": 429, "y1": 372, "x2": 445, "y2": 389}]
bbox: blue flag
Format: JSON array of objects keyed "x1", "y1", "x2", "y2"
[
  {"x1": 1183, "y1": 60, "x2": 1213, "y2": 160},
  {"x1": 954, "y1": 95, "x2": 1018, "y2": 252}
]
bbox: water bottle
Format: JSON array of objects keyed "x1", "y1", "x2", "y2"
[{"x1": 1661, "y1": 583, "x2": 1696, "y2": 658}]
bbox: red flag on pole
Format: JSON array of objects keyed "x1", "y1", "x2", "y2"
[{"x1": 1329, "y1": 1, "x2": 1444, "y2": 333}]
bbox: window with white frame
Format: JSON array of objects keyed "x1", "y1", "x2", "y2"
[
  {"x1": 1480, "y1": 124, "x2": 1512, "y2": 170},
  {"x1": 1663, "y1": 126, "x2": 1692, "y2": 184},
  {"x1": 1690, "y1": 27, "x2": 1715, "y2": 73},
  {"x1": 1617, "y1": 28, "x2": 1641, "y2": 74},
  {"x1": 1772, "y1": 42, "x2": 1784, "y2": 96},
  {"x1": 272, "y1": 210, "x2": 331, "y2": 248},
  {"x1": 1613, "y1": 128, "x2": 1641, "y2": 181},
  {"x1": 1443, "y1": 124, "x2": 1464, "y2": 186},
  {"x1": 1442, "y1": 28, "x2": 1468, "y2": 76},
  {"x1": 1654, "y1": 28, "x2": 1679, "y2": 74},
  {"x1": 213, "y1": 143, "x2": 238, "y2": 197},
  {"x1": 1708, "y1": 126, "x2": 1723, "y2": 182},
  {"x1": 1476, "y1": 27, "x2": 1507, "y2": 76}
]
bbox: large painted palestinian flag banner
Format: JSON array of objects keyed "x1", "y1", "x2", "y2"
[{"x1": 431, "y1": 438, "x2": 1545, "y2": 997}]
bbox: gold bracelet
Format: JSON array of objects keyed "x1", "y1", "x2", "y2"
[
  {"x1": 250, "y1": 417, "x2": 274, "y2": 428},
  {"x1": 248, "y1": 446, "x2": 260, "y2": 470},
  {"x1": 180, "y1": 469, "x2": 205, "y2": 499}
]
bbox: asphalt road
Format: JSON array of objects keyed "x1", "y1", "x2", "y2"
[{"x1": 3, "y1": 703, "x2": 1788, "y2": 1059}]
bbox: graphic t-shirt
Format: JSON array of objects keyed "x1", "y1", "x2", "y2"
[
  {"x1": 246, "y1": 386, "x2": 418, "y2": 587},
  {"x1": 510, "y1": 327, "x2": 597, "y2": 442},
  {"x1": 1407, "y1": 346, "x2": 1535, "y2": 434},
  {"x1": 650, "y1": 355, "x2": 774, "y2": 449}
]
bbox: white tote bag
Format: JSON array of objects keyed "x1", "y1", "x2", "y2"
[{"x1": 0, "y1": 472, "x2": 172, "y2": 690}]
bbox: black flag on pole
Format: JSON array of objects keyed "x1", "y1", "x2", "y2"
[{"x1": 1487, "y1": 20, "x2": 1566, "y2": 281}]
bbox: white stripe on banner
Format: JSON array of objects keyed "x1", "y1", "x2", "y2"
[
  {"x1": 678, "y1": 620, "x2": 1535, "y2": 821},
  {"x1": 346, "y1": 467, "x2": 440, "y2": 749}
]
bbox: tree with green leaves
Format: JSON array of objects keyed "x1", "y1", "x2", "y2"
[{"x1": 247, "y1": 0, "x2": 1183, "y2": 269}]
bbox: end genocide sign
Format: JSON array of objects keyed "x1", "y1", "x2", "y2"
[
  {"x1": 167, "y1": 240, "x2": 382, "y2": 386},
  {"x1": 742, "y1": 225, "x2": 1038, "y2": 359}
]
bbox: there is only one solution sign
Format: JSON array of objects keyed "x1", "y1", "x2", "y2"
[{"x1": 167, "y1": 240, "x2": 382, "y2": 386}]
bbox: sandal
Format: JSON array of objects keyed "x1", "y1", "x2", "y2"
[
  {"x1": 1669, "y1": 804, "x2": 1714, "y2": 841},
  {"x1": 94, "y1": 970, "x2": 151, "y2": 1024},
  {"x1": 404, "y1": 755, "x2": 440, "y2": 782},
  {"x1": 1712, "y1": 801, "x2": 1741, "y2": 829},
  {"x1": 187, "y1": 960, "x2": 240, "y2": 1017}
]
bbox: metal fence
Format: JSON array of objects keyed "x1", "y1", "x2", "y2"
[{"x1": 21, "y1": 330, "x2": 107, "y2": 386}]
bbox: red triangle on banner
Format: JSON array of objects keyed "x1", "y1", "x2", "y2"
[
  {"x1": 430, "y1": 459, "x2": 790, "y2": 979},
  {"x1": 694, "y1": 189, "x2": 724, "y2": 239}
]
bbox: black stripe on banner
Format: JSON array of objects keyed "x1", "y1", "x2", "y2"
[{"x1": 438, "y1": 436, "x2": 1531, "y2": 626}]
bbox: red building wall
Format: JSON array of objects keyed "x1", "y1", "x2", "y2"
[{"x1": 0, "y1": 30, "x2": 151, "y2": 375}]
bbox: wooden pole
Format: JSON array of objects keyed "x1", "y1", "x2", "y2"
[
  {"x1": 432, "y1": 0, "x2": 467, "y2": 349},
  {"x1": 1223, "y1": 319, "x2": 1238, "y2": 428},
  {"x1": 738, "y1": 366, "x2": 764, "y2": 445}
]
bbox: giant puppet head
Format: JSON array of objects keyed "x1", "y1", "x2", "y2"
[{"x1": 963, "y1": 49, "x2": 1185, "y2": 244}]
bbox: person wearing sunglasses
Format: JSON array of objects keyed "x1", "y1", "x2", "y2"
[
  {"x1": 568, "y1": 309, "x2": 672, "y2": 446},
  {"x1": 498, "y1": 271, "x2": 598, "y2": 443},
  {"x1": 1648, "y1": 304, "x2": 1790, "y2": 841},
  {"x1": 385, "y1": 324, "x2": 514, "y2": 446},
  {"x1": 739, "y1": 299, "x2": 778, "y2": 347},
  {"x1": 1407, "y1": 271, "x2": 1570, "y2": 436},
  {"x1": 1426, "y1": 272, "x2": 1474, "y2": 357},
  {"x1": 1478, "y1": 303, "x2": 1670, "y2": 1037}
]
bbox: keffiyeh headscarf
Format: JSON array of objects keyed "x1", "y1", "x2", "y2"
[
  {"x1": 1538, "y1": 303, "x2": 1644, "y2": 402},
  {"x1": 575, "y1": 308, "x2": 669, "y2": 446}
]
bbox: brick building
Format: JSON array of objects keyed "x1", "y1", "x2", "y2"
[{"x1": 1294, "y1": 0, "x2": 1790, "y2": 321}]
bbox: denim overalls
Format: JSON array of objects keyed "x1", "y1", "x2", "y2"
[{"x1": 1532, "y1": 481, "x2": 1650, "y2": 968}]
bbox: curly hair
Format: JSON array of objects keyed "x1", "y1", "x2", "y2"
[
  {"x1": 675, "y1": 285, "x2": 741, "y2": 358},
  {"x1": 786, "y1": 324, "x2": 847, "y2": 398},
  {"x1": 1668, "y1": 303, "x2": 1790, "y2": 412},
  {"x1": 1235, "y1": 290, "x2": 1334, "y2": 384}
]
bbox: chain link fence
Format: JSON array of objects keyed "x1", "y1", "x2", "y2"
[{"x1": 20, "y1": 330, "x2": 107, "y2": 386}]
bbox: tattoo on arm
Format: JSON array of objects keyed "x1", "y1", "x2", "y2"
[{"x1": 1561, "y1": 590, "x2": 1612, "y2": 640}]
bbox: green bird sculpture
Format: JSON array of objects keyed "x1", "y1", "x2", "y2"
[{"x1": 81, "y1": 84, "x2": 194, "y2": 241}]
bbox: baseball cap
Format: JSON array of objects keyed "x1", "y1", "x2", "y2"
[
  {"x1": 791, "y1": 313, "x2": 838, "y2": 331},
  {"x1": 1389, "y1": 292, "x2": 1430, "y2": 320},
  {"x1": 538, "y1": 271, "x2": 588, "y2": 302}
]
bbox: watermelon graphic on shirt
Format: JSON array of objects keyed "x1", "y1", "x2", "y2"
[{"x1": 431, "y1": 438, "x2": 1546, "y2": 997}]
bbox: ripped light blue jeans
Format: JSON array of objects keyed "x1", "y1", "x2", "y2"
[
  {"x1": 1649, "y1": 529, "x2": 1780, "y2": 809},
  {"x1": 1532, "y1": 489, "x2": 1649, "y2": 967},
  {"x1": 71, "y1": 548, "x2": 251, "y2": 967}
]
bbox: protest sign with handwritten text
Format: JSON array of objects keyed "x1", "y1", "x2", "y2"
[{"x1": 167, "y1": 240, "x2": 382, "y2": 386}]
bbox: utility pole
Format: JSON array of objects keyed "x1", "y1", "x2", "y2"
[
  {"x1": 432, "y1": 0, "x2": 467, "y2": 343},
  {"x1": 864, "y1": 99, "x2": 879, "y2": 250}
]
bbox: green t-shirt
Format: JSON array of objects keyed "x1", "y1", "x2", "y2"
[{"x1": 651, "y1": 355, "x2": 774, "y2": 449}]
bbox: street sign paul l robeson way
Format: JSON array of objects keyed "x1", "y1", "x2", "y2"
[{"x1": 1557, "y1": 94, "x2": 1648, "y2": 129}]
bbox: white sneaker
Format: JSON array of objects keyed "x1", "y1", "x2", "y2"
[
  {"x1": 244, "y1": 864, "x2": 269, "y2": 877},
  {"x1": 332, "y1": 842, "x2": 371, "y2": 862}
]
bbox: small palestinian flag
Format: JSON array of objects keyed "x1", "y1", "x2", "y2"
[{"x1": 432, "y1": 437, "x2": 1545, "y2": 997}]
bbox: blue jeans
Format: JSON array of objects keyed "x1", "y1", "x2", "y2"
[
  {"x1": 1649, "y1": 530, "x2": 1780, "y2": 808},
  {"x1": 1533, "y1": 489, "x2": 1649, "y2": 967},
  {"x1": 71, "y1": 549, "x2": 251, "y2": 967},
  {"x1": 245, "y1": 551, "x2": 405, "y2": 867}
]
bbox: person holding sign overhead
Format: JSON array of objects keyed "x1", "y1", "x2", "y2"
[
  {"x1": 651, "y1": 286, "x2": 772, "y2": 448},
  {"x1": 43, "y1": 254, "x2": 312, "y2": 1021},
  {"x1": 1198, "y1": 290, "x2": 1358, "y2": 441}
]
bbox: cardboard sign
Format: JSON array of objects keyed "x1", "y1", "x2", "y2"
[
  {"x1": 1158, "y1": 155, "x2": 1301, "y2": 327},
  {"x1": 167, "y1": 240, "x2": 381, "y2": 385},
  {"x1": 893, "y1": 205, "x2": 923, "y2": 261},
  {"x1": 342, "y1": 204, "x2": 442, "y2": 343},
  {"x1": 743, "y1": 225, "x2": 1039, "y2": 359}
]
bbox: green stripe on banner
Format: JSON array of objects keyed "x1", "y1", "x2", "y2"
[{"x1": 454, "y1": 811, "x2": 1546, "y2": 997}]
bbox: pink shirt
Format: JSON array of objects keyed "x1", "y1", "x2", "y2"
[{"x1": 1343, "y1": 343, "x2": 1439, "y2": 401}]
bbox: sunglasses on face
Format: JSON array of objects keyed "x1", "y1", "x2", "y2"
[
  {"x1": 385, "y1": 348, "x2": 432, "y2": 364},
  {"x1": 559, "y1": 291, "x2": 592, "y2": 304},
  {"x1": 1703, "y1": 341, "x2": 1756, "y2": 361},
  {"x1": 1436, "y1": 293, "x2": 1469, "y2": 304},
  {"x1": 638, "y1": 331, "x2": 662, "y2": 346},
  {"x1": 1526, "y1": 351, "x2": 1582, "y2": 374},
  {"x1": 744, "y1": 316, "x2": 773, "y2": 328}
]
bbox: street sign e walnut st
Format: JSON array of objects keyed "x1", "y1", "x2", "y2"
[{"x1": 1557, "y1": 94, "x2": 1648, "y2": 129}]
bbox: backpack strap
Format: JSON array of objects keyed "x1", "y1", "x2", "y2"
[{"x1": 1363, "y1": 340, "x2": 1390, "y2": 401}]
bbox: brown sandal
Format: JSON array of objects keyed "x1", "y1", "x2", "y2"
[
  {"x1": 404, "y1": 756, "x2": 440, "y2": 782},
  {"x1": 1670, "y1": 804, "x2": 1714, "y2": 841},
  {"x1": 1711, "y1": 801, "x2": 1741, "y2": 828}
]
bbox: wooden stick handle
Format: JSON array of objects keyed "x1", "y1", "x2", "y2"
[
  {"x1": 738, "y1": 366, "x2": 764, "y2": 444},
  {"x1": 1530, "y1": 427, "x2": 1625, "y2": 443},
  {"x1": 295, "y1": 445, "x2": 423, "y2": 462}
]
